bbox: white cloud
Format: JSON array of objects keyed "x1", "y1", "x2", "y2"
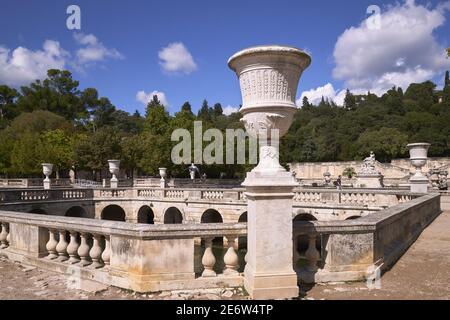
[
  {"x1": 298, "y1": 83, "x2": 346, "y2": 106},
  {"x1": 136, "y1": 90, "x2": 169, "y2": 107},
  {"x1": 222, "y1": 105, "x2": 239, "y2": 115},
  {"x1": 158, "y1": 42, "x2": 197, "y2": 74},
  {"x1": 299, "y1": 0, "x2": 450, "y2": 107},
  {"x1": 332, "y1": 0, "x2": 450, "y2": 95},
  {"x1": 74, "y1": 33, "x2": 124, "y2": 66},
  {"x1": 0, "y1": 40, "x2": 69, "y2": 86}
]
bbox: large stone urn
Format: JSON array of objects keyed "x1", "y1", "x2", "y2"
[
  {"x1": 108, "y1": 160, "x2": 120, "y2": 189},
  {"x1": 228, "y1": 45, "x2": 311, "y2": 299},
  {"x1": 159, "y1": 167, "x2": 167, "y2": 188},
  {"x1": 407, "y1": 143, "x2": 430, "y2": 193},
  {"x1": 42, "y1": 163, "x2": 53, "y2": 190}
]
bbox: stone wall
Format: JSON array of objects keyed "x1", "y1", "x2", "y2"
[
  {"x1": 288, "y1": 157, "x2": 450, "y2": 183},
  {"x1": 294, "y1": 193, "x2": 442, "y2": 283}
]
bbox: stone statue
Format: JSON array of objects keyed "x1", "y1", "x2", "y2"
[
  {"x1": 356, "y1": 151, "x2": 383, "y2": 188},
  {"x1": 359, "y1": 151, "x2": 378, "y2": 176},
  {"x1": 188, "y1": 163, "x2": 199, "y2": 180}
]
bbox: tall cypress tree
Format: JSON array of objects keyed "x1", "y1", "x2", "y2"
[{"x1": 445, "y1": 70, "x2": 450, "y2": 88}]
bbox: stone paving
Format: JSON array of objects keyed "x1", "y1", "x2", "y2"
[
  {"x1": 1, "y1": 211, "x2": 448, "y2": 300},
  {"x1": 0, "y1": 257, "x2": 247, "y2": 300},
  {"x1": 302, "y1": 210, "x2": 450, "y2": 300}
]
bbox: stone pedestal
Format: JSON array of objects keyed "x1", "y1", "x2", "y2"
[
  {"x1": 110, "y1": 178, "x2": 118, "y2": 189},
  {"x1": 356, "y1": 174, "x2": 383, "y2": 188},
  {"x1": 243, "y1": 171, "x2": 299, "y2": 300},
  {"x1": 43, "y1": 179, "x2": 51, "y2": 190},
  {"x1": 410, "y1": 176, "x2": 428, "y2": 193}
]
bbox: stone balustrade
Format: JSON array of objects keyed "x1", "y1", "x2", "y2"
[
  {"x1": 293, "y1": 188, "x2": 420, "y2": 208},
  {"x1": 0, "y1": 210, "x2": 246, "y2": 292},
  {"x1": 0, "y1": 188, "x2": 93, "y2": 203},
  {"x1": 0, "y1": 185, "x2": 422, "y2": 208},
  {"x1": 0, "y1": 178, "x2": 72, "y2": 188},
  {"x1": 293, "y1": 193, "x2": 441, "y2": 283}
]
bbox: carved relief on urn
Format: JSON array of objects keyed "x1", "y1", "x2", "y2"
[
  {"x1": 407, "y1": 143, "x2": 430, "y2": 178},
  {"x1": 228, "y1": 45, "x2": 311, "y2": 173}
]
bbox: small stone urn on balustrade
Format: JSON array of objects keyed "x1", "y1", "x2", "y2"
[
  {"x1": 108, "y1": 160, "x2": 120, "y2": 189},
  {"x1": 159, "y1": 167, "x2": 167, "y2": 188},
  {"x1": 42, "y1": 163, "x2": 53, "y2": 190},
  {"x1": 407, "y1": 143, "x2": 430, "y2": 193},
  {"x1": 228, "y1": 45, "x2": 311, "y2": 299}
]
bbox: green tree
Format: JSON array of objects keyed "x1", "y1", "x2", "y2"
[
  {"x1": 40, "y1": 129, "x2": 75, "y2": 179},
  {"x1": 342, "y1": 167, "x2": 356, "y2": 178},
  {"x1": 355, "y1": 127, "x2": 408, "y2": 162},
  {"x1": 73, "y1": 127, "x2": 122, "y2": 180},
  {"x1": 10, "y1": 132, "x2": 43, "y2": 176},
  {"x1": 0, "y1": 85, "x2": 19, "y2": 126},
  {"x1": 197, "y1": 99, "x2": 211, "y2": 122},
  {"x1": 344, "y1": 89, "x2": 356, "y2": 110},
  {"x1": 144, "y1": 95, "x2": 170, "y2": 135}
]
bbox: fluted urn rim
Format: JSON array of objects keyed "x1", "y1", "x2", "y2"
[
  {"x1": 228, "y1": 45, "x2": 311, "y2": 70},
  {"x1": 407, "y1": 143, "x2": 431, "y2": 149}
]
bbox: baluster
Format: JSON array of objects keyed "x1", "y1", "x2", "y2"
[
  {"x1": 89, "y1": 234, "x2": 104, "y2": 268},
  {"x1": 46, "y1": 229, "x2": 59, "y2": 259},
  {"x1": 223, "y1": 235, "x2": 239, "y2": 275},
  {"x1": 77, "y1": 233, "x2": 91, "y2": 266},
  {"x1": 0, "y1": 222, "x2": 9, "y2": 249},
  {"x1": 101, "y1": 235, "x2": 111, "y2": 266},
  {"x1": 201, "y1": 237, "x2": 216, "y2": 277},
  {"x1": 67, "y1": 231, "x2": 80, "y2": 264},
  {"x1": 305, "y1": 234, "x2": 320, "y2": 272},
  {"x1": 56, "y1": 230, "x2": 69, "y2": 262}
]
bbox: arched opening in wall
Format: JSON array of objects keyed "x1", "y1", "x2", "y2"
[
  {"x1": 238, "y1": 212, "x2": 247, "y2": 223},
  {"x1": 201, "y1": 209, "x2": 223, "y2": 246},
  {"x1": 137, "y1": 206, "x2": 154, "y2": 224},
  {"x1": 101, "y1": 205, "x2": 126, "y2": 222},
  {"x1": 201, "y1": 209, "x2": 223, "y2": 223},
  {"x1": 164, "y1": 207, "x2": 183, "y2": 224},
  {"x1": 65, "y1": 206, "x2": 87, "y2": 218},
  {"x1": 29, "y1": 208, "x2": 48, "y2": 215},
  {"x1": 293, "y1": 213, "x2": 321, "y2": 271},
  {"x1": 236, "y1": 211, "x2": 248, "y2": 271},
  {"x1": 345, "y1": 216, "x2": 361, "y2": 220},
  {"x1": 293, "y1": 213, "x2": 317, "y2": 222}
]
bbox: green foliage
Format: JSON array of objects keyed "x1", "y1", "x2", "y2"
[
  {"x1": 342, "y1": 167, "x2": 356, "y2": 179},
  {"x1": 1, "y1": 69, "x2": 449, "y2": 177}
]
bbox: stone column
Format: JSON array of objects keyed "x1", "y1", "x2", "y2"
[{"x1": 228, "y1": 45, "x2": 311, "y2": 299}]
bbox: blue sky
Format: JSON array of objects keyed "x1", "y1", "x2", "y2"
[{"x1": 0, "y1": 0, "x2": 449, "y2": 115}]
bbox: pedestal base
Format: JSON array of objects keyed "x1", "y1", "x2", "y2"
[
  {"x1": 160, "y1": 180, "x2": 167, "y2": 189},
  {"x1": 110, "y1": 179, "x2": 118, "y2": 189},
  {"x1": 356, "y1": 174, "x2": 383, "y2": 188},
  {"x1": 242, "y1": 169, "x2": 299, "y2": 300},
  {"x1": 244, "y1": 268, "x2": 299, "y2": 300},
  {"x1": 410, "y1": 176, "x2": 428, "y2": 193},
  {"x1": 43, "y1": 180, "x2": 51, "y2": 190}
]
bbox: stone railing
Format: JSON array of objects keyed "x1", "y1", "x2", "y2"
[
  {"x1": 293, "y1": 193, "x2": 441, "y2": 283},
  {"x1": 0, "y1": 188, "x2": 93, "y2": 204},
  {"x1": 0, "y1": 210, "x2": 247, "y2": 292},
  {"x1": 293, "y1": 188, "x2": 421, "y2": 208},
  {"x1": 0, "y1": 178, "x2": 72, "y2": 188},
  {"x1": 1, "y1": 186, "x2": 421, "y2": 211}
]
